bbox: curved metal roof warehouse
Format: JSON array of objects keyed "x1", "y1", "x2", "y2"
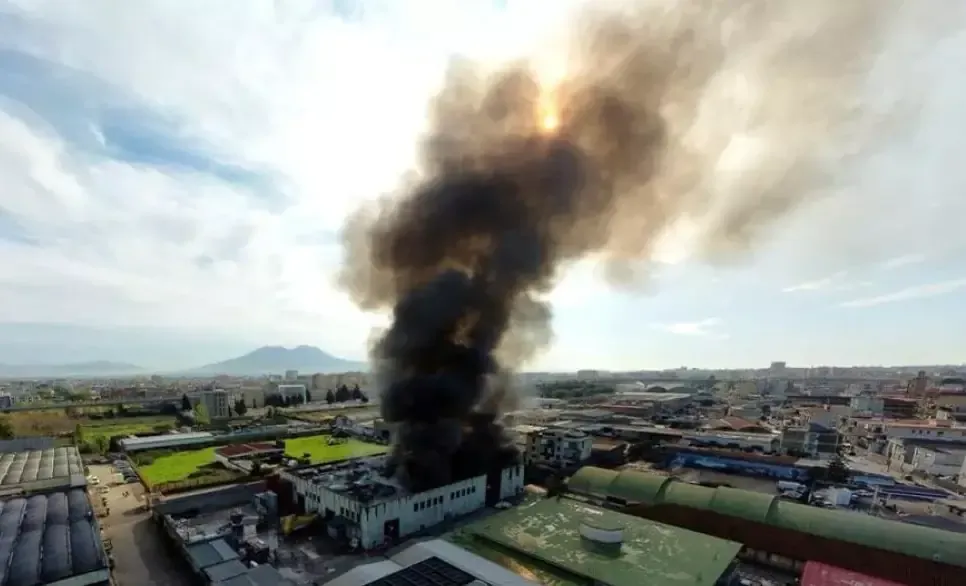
[{"x1": 567, "y1": 466, "x2": 966, "y2": 568}]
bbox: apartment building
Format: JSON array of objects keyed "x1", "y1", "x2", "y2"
[{"x1": 199, "y1": 389, "x2": 230, "y2": 419}]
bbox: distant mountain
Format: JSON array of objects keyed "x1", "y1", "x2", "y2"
[
  {"x1": 192, "y1": 345, "x2": 367, "y2": 375},
  {"x1": 0, "y1": 361, "x2": 144, "y2": 378}
]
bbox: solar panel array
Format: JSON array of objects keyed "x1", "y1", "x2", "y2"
[
  {"x1": 0, "y1": 489, "x2": 107, "y2": 586},
  {"x1": 0, "y1": 449, "x2": 83, "y2": 486},
  {"x1": 368, "y1": 557, "x2": 478, "y2": 586}
]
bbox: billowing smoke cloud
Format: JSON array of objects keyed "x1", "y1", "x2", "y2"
[{"x1": 338, "y1": 0, "x2": 922, "y2": 491}]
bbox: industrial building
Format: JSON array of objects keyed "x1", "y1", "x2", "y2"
[
  {"x1": 322, "y1": 539, "x2": 538, "y2": 586},
  {"x1": 279, "y1": 455, "x2": 524, "y2": 550},
  {"x1": 0, "y1": 447, "x2": 84, "y2": 493},
  {"x1": 459, "y1": 496, "x2": 742, "y2": 586},
  {"x1": 155, "y1": 482, "x2": 297, "y2": 586},
  {"x1": 568, "y1": 466, "x2": 966, "y2": 586},
  {"x1": 118, "y1": 431, "x2": 215, "y2": 453},
  {"x1": 0, "y1": 488, "x2": 110, "y2": 586}
]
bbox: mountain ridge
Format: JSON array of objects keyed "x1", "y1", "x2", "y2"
[
  {"x1": 190, "y1": 345, "x2": 367, "y2": 375},
  {"x1": 0, "y1": 361, "x2": 144, "y2": 378}
]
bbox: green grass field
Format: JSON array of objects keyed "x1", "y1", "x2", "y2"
[
  {"x1": 80, "y1": 416, "x2": 176, "y2": 441},
  {"x1": 136, "y1": 447, "x2": 219, "y2": 485},
  {"x1": 284, "y1": 435, "x2": 387, "y2": 463},
  {"x1": 134, "y1": 434, "x2": 386, "y2": 486}
]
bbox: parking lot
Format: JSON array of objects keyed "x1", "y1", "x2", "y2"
[{"x1": 88, "y1": 460, "x2": 191, "y2": 586}]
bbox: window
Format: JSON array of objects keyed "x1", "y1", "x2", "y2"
[{"x1": 413, "y1": 503, "x2": 418, "y2": 512}]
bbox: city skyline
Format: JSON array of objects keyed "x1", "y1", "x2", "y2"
[{"x1": 1, "y1": 1, "x2": 965, "y2": 372}]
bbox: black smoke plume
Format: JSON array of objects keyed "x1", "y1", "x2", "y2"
[{"x1": 338, "y1": 0, "x2": 920, "y2": 492}]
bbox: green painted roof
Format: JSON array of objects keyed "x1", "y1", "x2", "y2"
[
  {"x1": 568, "y1": 466, "x2": 966, "y2": 568},
  {"x1": 469, "y1": 497, "x2": 742, "y2": 586},
  {"x1": 608, "y1": 470, "x2": 671, "y2": 504},
  {"x1": 567, "y1": 466, "x2": 617, "y2": 497}
]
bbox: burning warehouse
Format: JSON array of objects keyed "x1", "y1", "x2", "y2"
[{"x1": 279, "y1": 455, "x2": 523, "y2": 549}]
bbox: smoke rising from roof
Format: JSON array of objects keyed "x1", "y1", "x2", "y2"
[{"x1": 337, "y1": 0, "x2": 923, "y2": 491}]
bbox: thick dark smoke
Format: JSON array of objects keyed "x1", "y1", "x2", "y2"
[{"x1": 338, "y1": 0, "x2": 920, "y2": 492}]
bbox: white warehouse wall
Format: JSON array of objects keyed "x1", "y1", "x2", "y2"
[{"x1": 283, "y1": 464, "x2": 524, "y2": 549}]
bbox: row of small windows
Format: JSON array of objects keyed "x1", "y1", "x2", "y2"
[{"x1": 412, "y1": 485, "x2": 478, "y2": 512}]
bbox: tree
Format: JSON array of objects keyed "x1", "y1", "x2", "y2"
[
  {"x1": 325, "y1": 390, "x2": 335, "y2": 404},
  {"x1": 335, "y1": 385, "x2": 351, "y2": 403},
  {"x1": 193, "y1": 402, "x2": 210, "y2": 425},
  {"x1": 234, "y1": 399, "x2": 248, "y2": 417},
  {"x1": 305, "y1": 389, "x2": 312, "y2": 403},
  {"x1": 74, "y1": 423, "x2": 85, "y2": 444},
  {"x1": 359, "y1": 392, "x2": 369, "y2": 404},
  {"x1": 181, "y1": 394, "x2": 192, "y2": 411},
  {"x1": 351, "y1": 385, "x2": 363, "y2": 401},
  {"x1": 251, "y1": 398, "x2": 257, "y2": 409},
  {"x1": 0, "y1": 418, "x2": 13, "y2": 440}
]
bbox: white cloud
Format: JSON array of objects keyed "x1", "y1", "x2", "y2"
[
  {"x1": 880, "y1": 253, "x2": 926, "y2": 270},
  {"x1": 655, "y1": 318, "x2": 726, "y2": 338},
  {"x1": 840, "y1": 278, "x2": 966, "y2": 308},
  {"x1": 2, "y1": 0, "x2": 966, "y2": 368},
  {"x1": 0, "y1": 0, "x2": 579, "y2": 358},
  {"x1": 782, "y1": 271, "x2": 847, "y2": 293}
]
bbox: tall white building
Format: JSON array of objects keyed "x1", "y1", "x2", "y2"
[
  {"x1": 280, "y1": 455, "x2": 524, "y2": 549},
  {"x1": 200, "y1": 389, "x2": 230, "y2": 419}
]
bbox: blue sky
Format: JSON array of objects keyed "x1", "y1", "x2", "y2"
[{"x1": 0, "y1": 0, "x2": 964, "y2": 371}]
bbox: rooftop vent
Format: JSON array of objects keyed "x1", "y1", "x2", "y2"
[{"x1": 578, "y1": 518, "x2": 623, "y2": 557}]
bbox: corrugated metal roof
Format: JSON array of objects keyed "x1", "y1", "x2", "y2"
[
  {"x1": 120, "y1": 431, "x2": 214, "y2": 449},
  {"x1": 0, "y1": 448, "x2": 83, "y2": 486},
  {"x1": 0, "y1": 488, "x2": 107, "y2": 586},
  {"x1": 800, "y1": 561, "x2": 906, "y2": 586}
]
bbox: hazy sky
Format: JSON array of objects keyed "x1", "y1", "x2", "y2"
[{"x1": 1, "y1": 0, "x2": 965, "y2": 371}]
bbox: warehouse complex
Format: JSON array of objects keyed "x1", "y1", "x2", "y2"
[
  {"x1": 568, "y1": 466, "x2": 966, "y2": 586},
  {"x1": 279, "y1": 456, "x2": 525, "y2": 549},
  {"x1": 0, "y1": 489, "x2": 109, "y2": 586},
  {"x1": 0, "y1": 447, "x2": 85, "y2": 493},
  {"x1": 461, "y1": 497, "x2": 742, "y2": 586}
]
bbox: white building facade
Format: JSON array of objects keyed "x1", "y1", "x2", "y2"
[{"x1": 281, "y1": 457, "x2": 524, "y2": 549}]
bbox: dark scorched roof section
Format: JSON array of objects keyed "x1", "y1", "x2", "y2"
[
  {"x1": 0, "y1": 448, "x2": 83, "y2": 486},
  {"x1": 0, "y1": 488, "x2": 108, "y2": 586}
]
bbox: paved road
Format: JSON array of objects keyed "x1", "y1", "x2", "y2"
[{"x1": 94, "y1": 463, "x2": 192, "y2": 586}]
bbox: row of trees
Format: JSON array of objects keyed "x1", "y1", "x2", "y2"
[{"x1": 325, "y1": 384, "x2": 368, "y2": 404}]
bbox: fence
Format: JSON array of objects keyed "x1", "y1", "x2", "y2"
[{"x1": 0, "y1": 437, "x2": 56, "y2": 452}]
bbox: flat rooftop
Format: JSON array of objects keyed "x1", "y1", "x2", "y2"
[
  {"x1": 287, "y1": 455, "x2": 409, "y2": 504},
  {"x1": 468, "y1": 497, "x2": 741, "y2": 586},
  {"x1": 0, "y1": 447, "x2": 83, "y2": 488},
  {"x1": 0, "y1": 488, "x2": 109, "y2": 586}
]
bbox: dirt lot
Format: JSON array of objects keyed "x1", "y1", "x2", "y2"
[{"x1": 93, "y1": 463, "x2": 191, "y2": 586}]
